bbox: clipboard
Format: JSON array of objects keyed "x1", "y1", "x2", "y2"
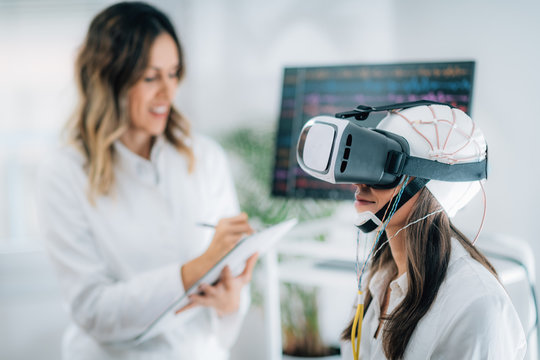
[{"x1": 132, "y1": 218, "x2": 298, "y2": 343}]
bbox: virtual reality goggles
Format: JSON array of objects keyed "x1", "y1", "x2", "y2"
[{"x1": 296, "y1": 100, "x2": 488, "y2": 189}]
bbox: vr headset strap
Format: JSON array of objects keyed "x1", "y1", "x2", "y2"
[
  {"x1": 336, "y1": 100, "x2": 456, "y2": 120},
  {"x1": 386, "y1": 151, "x2": 488, "y2": 181},
  {"x1": 357, "y1": 178, "x2": 430, "y2": 233}
]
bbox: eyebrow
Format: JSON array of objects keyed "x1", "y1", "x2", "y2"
[{"x1": 148, "y1": 65, "x2": 180, "y2": 71}]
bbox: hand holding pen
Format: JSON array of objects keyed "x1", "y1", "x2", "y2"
[
  {"x1": 180, "y1": 213, "x2": 254, "y2": 292},
  {"x1": 205, "y1": 212, "x2": 254, "y2": 260}
]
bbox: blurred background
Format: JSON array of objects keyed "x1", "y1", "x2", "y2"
[{"x1": 1, "y1": 0, "x2": 539, "y2": 359}]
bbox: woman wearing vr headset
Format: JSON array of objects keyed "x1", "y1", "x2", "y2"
[
  {"x1": 36, "y1": 2, "x2": 256, "y2": 359},
  {"x1": 297, "y1": 103, "x2": 526, "y2": 359},
  {"x1": 342, "y1": 105, "x2": 526, "y2": 359}
]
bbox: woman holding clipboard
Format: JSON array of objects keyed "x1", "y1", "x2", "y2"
[{"x1": 37, "y1": 2, "x2": 257, "y2": 359}]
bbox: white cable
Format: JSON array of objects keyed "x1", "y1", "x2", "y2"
[
  {"x1": 371, "y1": 208, "x2": 444, "y2": 258},
  {"x1": 472, "y1": 181, "x2": 487, "y2": 245}
]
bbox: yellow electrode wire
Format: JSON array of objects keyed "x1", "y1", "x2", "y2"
[
  {"x1": 351, "y1": 290, "x2": 364, "y2": 360},
  {"x1": 351, "y1": 179, "x2": 406, "y2": 360}
]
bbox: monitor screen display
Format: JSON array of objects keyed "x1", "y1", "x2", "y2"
[{"x1": 271, "y1": 61, "x2": 475, "y2": 200}]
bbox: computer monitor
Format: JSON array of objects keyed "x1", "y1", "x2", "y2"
[{"x1": 271, "y1": 61, "x2": 475, "y2": 200}]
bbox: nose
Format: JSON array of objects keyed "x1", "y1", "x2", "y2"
[{"x1": 158, "y1": 76, "x2": 178, "y2": 101}]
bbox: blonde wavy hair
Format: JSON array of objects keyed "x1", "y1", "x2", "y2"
[{"x1": 65, "y1": 2, "x2": 194, "y2": 203}]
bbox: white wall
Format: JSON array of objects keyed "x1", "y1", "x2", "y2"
[
  {"x1": 173, "y1": 0, "x2": 397, "y2": 133},
  {"x1": 389, "y1": 0, "x2": 540, "y2": 277}
]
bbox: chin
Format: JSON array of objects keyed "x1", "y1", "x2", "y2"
[
  {"x1": 147, "y1": 124, "x2": 168, "y2": 137},
  {"x1": 354, "y1": 203, "x2": 376, "y2": 213}
]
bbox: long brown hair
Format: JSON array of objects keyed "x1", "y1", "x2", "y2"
[
  {"x1": 342, "y1": 188, "x2": 497, "y2": 359},
  {"x1": 66, "y1": 2, "x2": 194, "y2": 202}
]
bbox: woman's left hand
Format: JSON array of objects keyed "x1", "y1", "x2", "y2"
[{"x1": 185, "y1": 253, "x2": 259, "y2": 317}]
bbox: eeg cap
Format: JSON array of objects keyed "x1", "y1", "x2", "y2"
[{"x1": 376, "y1": 104, "x2": 487, "y2": 217}]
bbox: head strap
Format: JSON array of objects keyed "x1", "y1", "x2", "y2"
[
  {"x1": 385, "y1": 151, "x2": 488, "y2": 182},
  {"x1": 336, "y1": 100, "x2": 455, "y2": 121}
]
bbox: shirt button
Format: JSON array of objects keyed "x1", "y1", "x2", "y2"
[{"x1": 390, "y1": 283, "x2": 402, "y2": 295}]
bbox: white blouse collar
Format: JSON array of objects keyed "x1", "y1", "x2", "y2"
[
  {"x1": 368, "y1": 238, "x2": 471, "y2": 302},
  {"x1": 113, "y1": 136, "x2": 166, "y2": 185}
]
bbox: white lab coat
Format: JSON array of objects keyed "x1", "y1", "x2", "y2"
[
  {"x1": 36, "y1": 134, "x2": 249, "y2": 360},
  {"x1": 340, "y1": 238, "x2": 527, "y2": 360}
]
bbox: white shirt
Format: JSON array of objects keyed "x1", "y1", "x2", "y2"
[
  {"x1": 341, "y1": 238, "x2": 527, "y2": 360},
  {"x1": 37, "y1": 134, "x2": 249, "y2": 360}
]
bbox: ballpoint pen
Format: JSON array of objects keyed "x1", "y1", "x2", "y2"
[
  {"x1": 197, "y1": 222, "x2": 260, "y2": 233},
  {"x1": 196, "y1": 223, "x2": 216, "y2": 228}
]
